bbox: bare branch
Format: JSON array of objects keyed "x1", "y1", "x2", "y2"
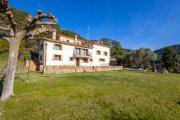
[
  {"x1": 27, "y1": 26, "x2": 55, "y2": 39},
  {"x1": 5, "y1": 10, "x2": 16, "y2": 33},
  {"x1": 36, "y1": 21, "x2": 57, "y2": 25},
  {"x1": 0, "y1": 0, "x2": 9, "y2": 11},
  {"x1": 0, "y1": 32, "x2": 10, "y2": 41},
  {"x1": 0, "y1": 26, "x2": 10, "y2": 31},
  {"x1": 0, "y1": 25, "x2": 15, "y2": 36},
  {"x1": 0, "y1": 0, "x2": 16, "y2": 36},
  {"x1": 0, "y1": 2, "x2": 57, "y2": 38},
  {"x1": 25, "y1": 10, "x2": 57, "y2": 31}
]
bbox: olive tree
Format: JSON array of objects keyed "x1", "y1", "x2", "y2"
[{"x1": 0, "y1": 0, "x2": 57, "y2": 101}]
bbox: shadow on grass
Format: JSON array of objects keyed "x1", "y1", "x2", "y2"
[
  {"x1": 177, "y1": 101, "x2": 180, "y2": 105},
  {"x1": 0, "y1": 75, "x2": 5, "y2": 96},
  {"x1": 15, "y1": 76, "x2": 27, "y2": 84}
]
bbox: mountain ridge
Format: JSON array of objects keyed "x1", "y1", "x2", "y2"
[{"x1": 154, "y1": 44, "x2": 180, "y2": 59}]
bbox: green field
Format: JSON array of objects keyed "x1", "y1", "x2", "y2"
[{"x1": 0, "y1": 71, "x2": 180, "y2": 120}]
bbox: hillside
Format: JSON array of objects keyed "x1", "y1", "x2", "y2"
[{"x1": 154, "y1": 44, "x2": 180, "y2": 59}]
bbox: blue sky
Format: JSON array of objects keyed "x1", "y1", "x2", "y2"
[{"x1": 10, "y1": 0, "x2": 180, "y2": 50}]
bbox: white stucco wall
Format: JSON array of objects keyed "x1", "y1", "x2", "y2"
[
  {"x1": 45, "y1": 42, "x2": 76, "y2": 66},
  {"x1": 81, "y1": 60, "x2": 93, "y2": 66},
  {"x1": 92, "y1": 45, "x2": 110, "y2": 66}
]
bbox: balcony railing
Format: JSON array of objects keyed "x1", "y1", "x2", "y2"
[{"x1": 73, "y1": 50, "x2": 92, "y2": 58}]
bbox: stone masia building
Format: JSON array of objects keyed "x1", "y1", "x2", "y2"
[{"x1": 38, "y1": 30, "x2": 122, "y2": 74}]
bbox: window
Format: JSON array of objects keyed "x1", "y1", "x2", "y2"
[
  {"x1": 54, "y1": 44, "x2": 62, "y2": 50},
  {"x1": 104, "y1": 52, "x2": 108, "y2": 56},
  {"x1": 53, "y1": 55, "x2": 62, "y2": 61},
  {"x1": 75, "y1": 48, "x2": 81, "y2": 55},
  {"x1": 96, "y1": 50, "x2": 101, "y2": 55},
  {"x1": 90, "y1": 59, "x2": 93, "y2": 62},
  {"x1": 83, "y1": 58, "x2": 88, "y2": 63},
  {"x1": 99, "y1": 59, "x2": 105, "y2": 62},
  {"x1": 69, "y1": 57, "x2": 73, "y2": 61},
  {"x1": 83, "y1": 49, "x2": 88, "y2": 56}
]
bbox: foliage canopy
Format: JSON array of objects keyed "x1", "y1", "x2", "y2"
[{"x1": 162, "y1": 47, "x2": 179, "y2": 71}]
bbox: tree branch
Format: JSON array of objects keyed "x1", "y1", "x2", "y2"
[
  {"x1": 5, "y1": 10, "x2": 16, "y2": 33},
  {"x1": 0, "y1": 32, "x2": 10, "y2": 42},
  {"x1": 0, "y1": 25, "x2": 15, "y2": 37},
  {"x1": 26, "y1": 26, "x2": 55, "y2": 39},
  {"x1": 0, "y1": 2, "x2": 57, "y2": 38},
  {"x1": 26, "y1": 10, "x2": 57, "y2": 31},
  {"x1": 0, "y1": 0, "x2": 16, "y2": 36},
  {"x1": 0, "y1": 26, "x2": 10, "y2": 31},
  {"x1": 36, "y1": 21, "x2": 57, "y2": 25}
]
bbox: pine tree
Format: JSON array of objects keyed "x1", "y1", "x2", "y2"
[{"x1": 162, "y1": 47, "x2": 179, "y2": 72}]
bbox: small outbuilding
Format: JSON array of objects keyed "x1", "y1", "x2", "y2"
[{"x1": 150, "y1": 60, "x2": 163, "y2": 72}]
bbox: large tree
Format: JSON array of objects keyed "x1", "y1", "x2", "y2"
[
  {"x1": 0, "y1": 0, "x2": 57, "y2": 101},
  {"x1": 100, "y1": 38, "x2": 111, "y2": 46},
  {"x1": 162, "y1": 47, "x2": 179, "y2": 72},
  {"x1": 111, "y1": 40, "x2": 126, "y2": 65},
  {"x1": 124, "y1": 48, "x2": 154, "y2": 69}
]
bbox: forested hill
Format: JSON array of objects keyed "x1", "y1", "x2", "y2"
[{"x1": 154, "y1": 44, "x2": 180, "y2": 59}]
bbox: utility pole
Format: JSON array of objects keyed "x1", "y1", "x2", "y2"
[{"x1": 87, "y1": 26, "x2": 90, "y2": 40}]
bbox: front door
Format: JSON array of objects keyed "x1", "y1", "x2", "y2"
[{"x1": 76, "y1": 58, "x2": 80, "y2": 67}]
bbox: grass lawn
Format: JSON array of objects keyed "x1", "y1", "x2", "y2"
[
  {"x1": 0, "y1": 71, "x2": 180, "y2": 120},
  {"x1": 0, "y1": 59, "x2": 25, "y2": 68}
]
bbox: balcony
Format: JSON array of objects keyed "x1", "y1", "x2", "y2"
[{"x1": 73, "y1": 50, "x2": 92, "y2": 58}]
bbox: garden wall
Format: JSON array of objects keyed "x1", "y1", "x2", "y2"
[{"x1": 42, "y1": 66, "x2": 123, "y2": 74}]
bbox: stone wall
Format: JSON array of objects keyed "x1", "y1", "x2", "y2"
[
  {"x1": 26, "y1": 60, "x2": 38, "y2": 71},
  {"x1": 43, "y1": 66, "x2": 123, "y2": 74}
]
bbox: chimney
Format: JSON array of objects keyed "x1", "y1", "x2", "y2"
[
  {"x1": 74, "y1": 35, "x2": 78, "y2": 44},
  {"x1": 52, "y1": 29, "x2": 57, "y2": 40},
  {"x1": 56, "y1": 35, "x2": 60, "y2": 41}
]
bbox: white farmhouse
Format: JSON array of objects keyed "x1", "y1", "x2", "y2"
[{"x1": 39, "y1": 31, "x2": 110, "y2": 68}]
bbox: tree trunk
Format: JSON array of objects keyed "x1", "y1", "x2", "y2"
[
  {"x1": 1, "y1": 38, "x2": 21, "y2": 101},
  {"x1": 141, "y1": 63, "x2": 144, "y2": 70}
]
